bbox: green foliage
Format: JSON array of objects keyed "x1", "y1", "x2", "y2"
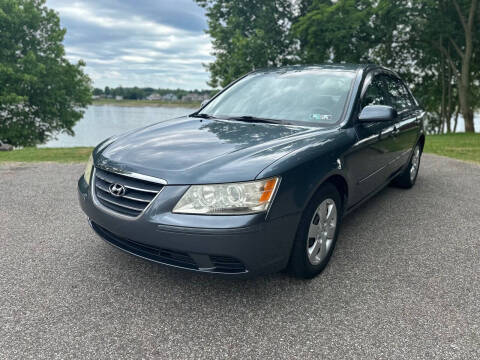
[
  {"x1": 92, "y1": 87, "x2": 216, "y2": 100},
  {"x1": 0, "y1": 147, "x2": 93, "y2": 163},
  {"x1": 292, "y1": 0, "x2": 397, "y2": 64},
  {"x1": 293, "y1": 0, "x2": 479, "y2": 132},
  {"x1": 388, "y1": 0, "x2": 478, "y2": 133},
  {"x1": 201, "y1": 0, "x2": 479, "y2": 132},
  {"x1": 195, "y1": 0, "x2": 295, "y2": 87},
  {"x1": 424, "y1": 133, "x2": 480, "y2": 164},
  {"x1": 0, "y1": 0, "x2": 92, "y2": 147}
]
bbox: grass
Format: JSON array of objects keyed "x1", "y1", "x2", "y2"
[
  {"x1": 424, "y1": 133, "x2": 480, "y2": 164},
  {"x1": 1, "y1": 133, "x2": 478, "y2": 164},
  {"x1": 0, "y1": 147, "x2": 93, "y2": 163},
  {"x1": 92, "y1": 99, "x2": 201, "y2": 108}
]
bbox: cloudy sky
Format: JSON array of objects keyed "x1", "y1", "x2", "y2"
[{"x1": 46, "y1": 0, "x2": 213, "y2": 90}]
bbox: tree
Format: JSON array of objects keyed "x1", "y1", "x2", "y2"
[
  {"x1": 292, "y1": 0, "x2": 399, "y2": 64},
  {"x1": 0, "y1": 0, "x2": 91, "y2": 147},
  {"x1": 385, "y1": 0, "x2": 460, "y2": 134},
  {"x1": 195, "y1": 0, "x2": 295, "y2": 88},
  {"x1": 434, "y1": 0, "x2": 479, "y2": 132},
  {"x1": 113, "y1": 86, "x2": 125, "y2": 97},
  {"x1": 124, "y1": 87, "x2": 146, "y2": 100},
  {"x1": 292, "y1": 0, "x2": 479, "y2": 133},
  {"x1": 390, "y1": 0, "x2": 479, "y2": 133}
]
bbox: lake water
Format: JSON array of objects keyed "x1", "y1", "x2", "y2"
[
  {"x1": 42, "y1": 105, "x2": 194, "y2": 147},
  {"x1": 444, "y1": 113, "x2": 480, "y2": 133},
  {"x1": 42, "y1": 105, "x2": 480, "y2": 147}
]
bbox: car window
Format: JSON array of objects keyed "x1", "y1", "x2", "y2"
[
  {"x1": 361, "y1": 75, "x2": 388, "y2": 109},
  {"x1": 199, "y1": 69, "x2": 357, "y2": 126},
  {"x1": 404, "y1": 85, "x2": 418, "y2": 108},
  {"x1": 382, "y1": 76, "x2": 413, "y2": 112}
]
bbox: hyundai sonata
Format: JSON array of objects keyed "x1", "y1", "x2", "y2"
[{"x1": 78, "y1": 64, "x2": 424, "y2": 278}]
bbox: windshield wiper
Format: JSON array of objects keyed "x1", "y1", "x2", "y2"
[
  {"x1": 191, "y1": 113, "x2": 285, "y2": 124},
  {"x1": 226, "y1": 115, "x2": 281, "y2": 124},
  {"x1": 190, "y1": 112, "x2": 216, "y2": 119}
]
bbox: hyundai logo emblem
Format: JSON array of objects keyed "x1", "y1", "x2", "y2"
[{"x1": 109, "y1": 183, "x2": 126, "y2": 197}]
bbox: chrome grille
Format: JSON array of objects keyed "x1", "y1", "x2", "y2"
[{"x1": 93, "y1": 167, "x2": 164, "y2": 217}]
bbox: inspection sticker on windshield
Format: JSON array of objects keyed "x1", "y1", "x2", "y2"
[{"x1": 310, "y1": 113, "x2": 333, "y2": 121}]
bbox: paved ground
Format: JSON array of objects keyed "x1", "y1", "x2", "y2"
[{"x1": 1, "y1": 154, "x2": 479, "y2": 359}]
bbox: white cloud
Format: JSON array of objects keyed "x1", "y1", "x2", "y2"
[
  {"x1": 46, "y1": 0, "x2": 214, "y2": 89},
  {"x1": 57, "y1": 4, "x2": 181, "y2": 35},
  {"x1": 119, "y1": 55, "x2": 152, "y2": 64}
]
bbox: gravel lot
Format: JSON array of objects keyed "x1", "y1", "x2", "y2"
[{"x1": 1, "y1": 154, "x2": 479, "y2": 359}]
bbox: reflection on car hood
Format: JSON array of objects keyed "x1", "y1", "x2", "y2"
[{"x1": 95, "y1": 116, "x2": 334, "y2": 184}]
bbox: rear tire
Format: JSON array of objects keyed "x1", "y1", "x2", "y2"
[
  {"x1": 289, "y1": 183, "x2": 342, "y2": 279},
  {"x1": 393, "y1": 144, "x2": 422, "y2": 189}
]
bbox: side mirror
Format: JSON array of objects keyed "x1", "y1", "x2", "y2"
[
  {"x1": 200, "y1": 99, "x2": 209, "y2": 108},
  {"x1": 358, "y1": 105, "x2": 397, "y2": 123}
]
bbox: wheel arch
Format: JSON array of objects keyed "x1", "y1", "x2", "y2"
[
  {"x1": 301, "y1": 172, "x2": 349, "y2": 216},
  {"x1": 286, "y1": 172, "x2": 347, "y2": 278},
  {"x1": 322, "y1": 174, "x2": 349, "y2": 213}
]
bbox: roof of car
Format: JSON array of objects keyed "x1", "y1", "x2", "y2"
[{"x1": 254, "y1": 64, "x2": 380, "y2": 73}]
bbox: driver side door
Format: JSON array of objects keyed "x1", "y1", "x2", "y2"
[{"x1": 345, "y1": 72, "x2": 398, "y2": 204}]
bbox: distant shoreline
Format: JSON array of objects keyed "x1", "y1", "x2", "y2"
[{"x1": 92, "y1": 99, "x2": 201, "y2": 108}]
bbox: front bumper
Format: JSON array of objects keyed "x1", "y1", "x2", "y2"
[{"x1": 78, "y1": 176, "x2": 300, "y2": 277}]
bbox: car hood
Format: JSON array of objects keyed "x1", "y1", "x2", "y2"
[{"x1": 95, "y1": 116, "x2": 333, "y2": 184}]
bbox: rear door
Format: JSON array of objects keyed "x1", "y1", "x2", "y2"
[
  {"x1": 346, "y1": 72, "x2": 398, "y2": 204},
  {"x1": 382, "y1": 76, "x2": 421, "y2": 172}
]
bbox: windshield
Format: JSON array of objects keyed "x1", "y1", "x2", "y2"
[{"x1": 199, "y1": 69, "x2": 356, "y2": 125}]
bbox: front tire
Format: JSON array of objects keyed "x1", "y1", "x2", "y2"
[
  {"x1": 289, "y1": 183, "x2": 342, "y2": 279},
  {"x1": 393, "y1": 143, "x2": 422, "y2": 189}
]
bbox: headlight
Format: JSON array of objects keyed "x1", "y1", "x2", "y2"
[
  {"x1": 173, "y1": 177, "x2": 280, "y2": 215},
  {"x1": 84, "y1": 153, "x2": 94, "y2": 185}
]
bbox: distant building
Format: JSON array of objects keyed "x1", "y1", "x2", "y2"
[
  {"x1": 146, "y1": 93, "x2": 178, "y2": 101},
  {"x1": 115, "y1": 95, "x2": 123, "y2": 101},
  {"x1": 162, "y1": 93, "x2": 178, "y2": 102},
  {"x1": 146, "y1": 93, "x2": 162, "y2": 101},
  {"x1": 182, "y1": 93, "x2": 209, "y2": 102}
]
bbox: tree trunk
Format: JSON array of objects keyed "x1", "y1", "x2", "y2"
[
  {"x1": 453, "y1": 0, "x2": 478, "y2": 132},
  {"x1": 458, "y1": 75, "x2": 475, "y2": 132},
  {"x1": 463, "y1": 106, "x2": 475, "y2": 132},
  {"x1": 446, "y1": 49, "x2": 454, "y2": 133},
  {"x1": 440, "y1": 47, "x2": 450, "y2": 133},
  {"x1": 458, "y1": 82, "x2": 475, "y2": 132}
]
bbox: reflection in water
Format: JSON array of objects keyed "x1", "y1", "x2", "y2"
[{"x1": 42, "y1": 105, "x2": 192, "y2": 147}]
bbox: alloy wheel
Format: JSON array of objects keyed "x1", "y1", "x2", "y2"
[
  {"x1": 307, "y1": 199, "x2": 337, "y2": 265},
  {"x1": 410, "y1": 145, "x2": 421, "y2": 182}
]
